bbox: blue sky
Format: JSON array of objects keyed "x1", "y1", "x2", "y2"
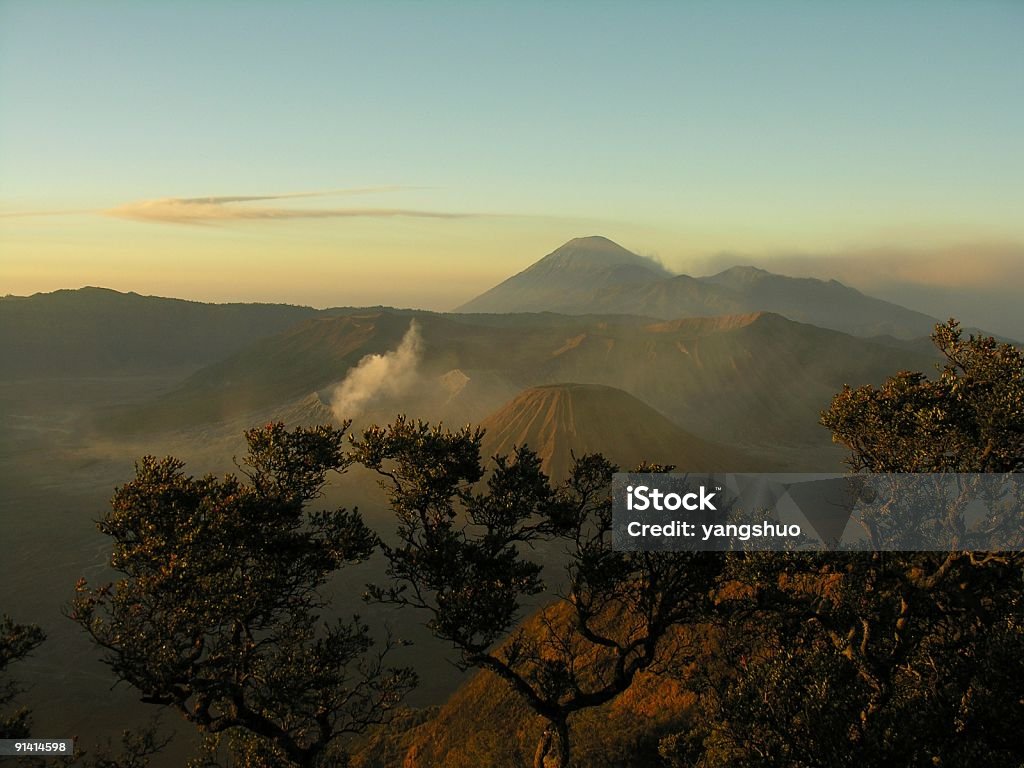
[{"x1": 2, "y1": 1, "x2": 1022, "y2": 320}]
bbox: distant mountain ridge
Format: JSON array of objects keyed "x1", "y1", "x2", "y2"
[
  {"x1": 109, "y1": 308, "x2": 939, "y2": 470},
  {"x1": 0, "y1": 287, "x2": 322, "y2": 379},
  {"x1": 457, "y1": 237, "x2": 941, "y2": 339}
]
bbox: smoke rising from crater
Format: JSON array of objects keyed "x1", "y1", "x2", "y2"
[{"x1": 329, "y1": 320, "x2": 423, "y2": 421}]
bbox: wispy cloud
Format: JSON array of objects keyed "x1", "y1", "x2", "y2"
[
  {"x1": 0, "y1": 208, "x2": 94, "y2": 219},
  {"x1": 104, "y1": 187, "x2": 476, "y2": 225}
]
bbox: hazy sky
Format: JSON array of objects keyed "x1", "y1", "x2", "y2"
[{"x1": 2, "y1": 1, "x2": 1022, "y2": 317}]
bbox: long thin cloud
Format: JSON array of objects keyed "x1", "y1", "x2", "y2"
[
  {"x1": 173, "y1": 186, "x2": 412, "y2": 205},
  {"x1": 0, "y1": 208, "x2": 95, "y2": 219},
  {"x1": 105, "y1": 187, "x2": 476, "y2": 225}
]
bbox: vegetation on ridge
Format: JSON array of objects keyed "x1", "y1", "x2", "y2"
[{"x1": 4, "y1": 320, "x2": 1021, "y2": 766}]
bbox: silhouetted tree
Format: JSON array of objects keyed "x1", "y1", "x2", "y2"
[
  {"x1": 350, "y1": 417, "x2": 722, "y2": 768},
  {"x1": 822, "y1": 319, "x2": 1024, "y2": 473},
  {"x1": 1, "y1": 619, "x2": 171, "y2": 767},
  {"x1": 71, "y1": 423, "x2": 415, "y2": 768},
  {"x1": 663, "y1": 320, "x2": 1024, "y2": 767},
  {"x1": 81, "y1": 723, "x2": 172, "y2": 768},
  {"x1": 0, "y1": 614, "x2": 44, "y2": 738}
]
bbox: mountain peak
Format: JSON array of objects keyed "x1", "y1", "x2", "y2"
[
  {"x1": 456, "y1": 241, "x2": 938, "y2": 340},
  {"x1": 705, "y1": 265, "x2": 771, "y2": 286},
  {"x1": 533, "y1": 236, "x2": 670, "y2": 275},
  {"x1": 561, "y1": 235, "x2": 632, "y2": 251},
  {"x1": 455, "y1": 237, "x2": 670, "y2": 314}
]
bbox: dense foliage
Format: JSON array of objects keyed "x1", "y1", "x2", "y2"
[
  {"x1": 71, "y1": 423, "x2": 414, "y2": 767},
  {"x1": 821, "y1": 319, "x2": 1024, "y2": 473},
  {"x1": 350, "y1": 418, "x2": 722, "y2": 768},
  {"x1": 662, "y1": 321, "x2": 1024, "y2": 767}
]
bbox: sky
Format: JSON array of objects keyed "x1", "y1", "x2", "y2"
[{"x1": 2, "y1": 1, "x2": 1022, "y2": 327}]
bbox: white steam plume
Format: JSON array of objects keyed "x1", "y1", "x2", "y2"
[{"x1": 330, "y1": 320, "x2": 423, "y2": 421}]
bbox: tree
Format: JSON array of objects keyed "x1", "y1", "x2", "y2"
[
  {"x1": 0, "y1": 614, "x2": 45, "y2": 738},
  {"x1": 663, "y1": 320, "x2": 1024, "y2": 767},
  {"x1": 71, "y1": 422, "x2": 415, "y2": 767},
  {"x1": 349, "y1": 417, "x2": 722, "y2": 768},
  {"x1": 83, "y1": 724, "x2": 173, "y2": 768},
  {"x1": 1, "y1": 615, "x2": 171, "y2": 766},
  {"x1": 821, "y1": 319, "x2": 1024, "y2": 473}
]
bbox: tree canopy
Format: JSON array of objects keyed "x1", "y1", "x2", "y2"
[
  {"x1": 72, "y1": 422, "x2": 414, "y2": 767},
  {"x1": 350, "y1": 417, "x2": 722, "y2": 768},
  {"x1": 822, "y1": 319, "x2": 1024, "y2": 473},
  {"x1": 662, "y1": 321, "x2": 1024, "y2": 767},
  {"x1": 0, "y1": 614, "x2": 45, "y2": 739}
]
